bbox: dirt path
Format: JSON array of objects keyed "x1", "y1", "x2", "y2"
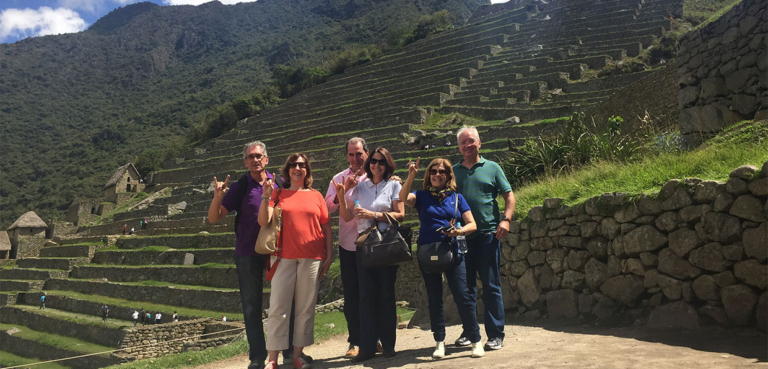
[{"x1": 194, "y1": 323, "x2": 767, "y2": 369}]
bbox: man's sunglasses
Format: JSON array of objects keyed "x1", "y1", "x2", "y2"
[
  {"x1": 429, "y1": 169, "x2": 447, "y2": 176},
  {"x1": 246, "y1": 154, "x2": 265, "y2": 161},
  {"x1": 369, "y1": 158, "x2": 387, "y2": 166},
  {"x1": 288, "y1": 161, "x2": 307, "y2": 169}
]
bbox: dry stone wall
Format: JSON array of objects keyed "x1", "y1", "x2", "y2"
[
  {"x1": 495, "y1": 162, "x2": 768, "y2": 330},
  {"x1": 676, "y1": 0, "x2": 767, "y2": 145},
  {"x1": 586, "y1": 64, "x2": 679, "y2": 132},
  {"x1": 118, "y1": 318, "x2": 238, "y2": 360}
]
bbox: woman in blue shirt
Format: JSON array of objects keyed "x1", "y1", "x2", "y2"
[{"x1": 399, "y1": 157, "x2": 484, "y2": 359}]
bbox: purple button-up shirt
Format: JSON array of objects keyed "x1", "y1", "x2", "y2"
[{"x1": 221, "y1": 171, "x2": 276, "y2": 257}]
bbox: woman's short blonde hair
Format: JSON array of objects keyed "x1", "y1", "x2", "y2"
[
  {"x1": 422, "y1": 158, "x2": 456, "y2": 192},
  {"x1": 281, "y1": 153, "x2": 313, "y2": 189}
]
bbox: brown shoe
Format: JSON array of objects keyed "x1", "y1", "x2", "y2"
[
  {"x1": 376, "y1": 341, "x2": 383, "y2": 353},
  {"x1": 345, "y1": 345, "x2": 359, "y2": 359}
]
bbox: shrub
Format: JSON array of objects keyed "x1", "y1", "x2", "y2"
[{"x1": 405, "y1": 10, "x2": 456, "y2": 45}]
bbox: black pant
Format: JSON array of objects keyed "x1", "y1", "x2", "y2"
[
  {"x1": 357, "y1": 251, "x2": 398, "y2": 355},
  {"x1": 339, "y1": 247, "x2": 360, "y2": 346},
  {"x1": 235, "y1": 255, "x2": 296, "y2": 364}
]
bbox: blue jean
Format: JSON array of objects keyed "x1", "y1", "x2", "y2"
[
  {"x1": 464, "y1": 232, "x2": 505, "y2": 340},
  {"x1": 357, "y1": 251, "x2": 398, "y2": 354},
  {"x1": 235, "y1": 255, "x2": 268, "y2": 363},
  {"x1": 421, "y1": 253, "x2": 481, "y2": 343},
  {"x1": 339, "y1": 247, "x2": 360, "y2": 346}
]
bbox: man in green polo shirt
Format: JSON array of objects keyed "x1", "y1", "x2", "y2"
[{"x1": 452, "y1": 125, "x2": 516, "y2": 351}]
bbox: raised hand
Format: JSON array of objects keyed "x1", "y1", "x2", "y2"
[
  {"x1": 344, "y1": 174, "x2": 358, "y2": 191},
  {"x1": 407, "y1": 157, "x2": 420, "y2": 177},
  {"x1": 263, "y1": 178, "x2": 275, "y2": 199},
  {"x1": 332, "y1": 178, "x2": 347, "y2": 203},
  {"x1": 213, "y1": 175, "x2": 230, "y2": 199}
]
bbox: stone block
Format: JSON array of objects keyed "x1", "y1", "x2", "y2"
[
  {"x1": 688, "y1": 242, "x2": 726, "y2": 272},
  {"x1": 648, "y1": 301, "x2": 700, "y2": 330},
  {"x1": 731, "y1": 164, "x2": 759, "y2": 179},
  {"x1": 662, "y1": 188, "x2": 693, "y2": 211},
  {"x1": 721, "y1": 27, "x2": 740, "y2": 44},
  {"x1": 726, "y1": 177, "x2": 750, "y2": 195},
  {"x1": 578, "y1": 293, "x2": 594, "y2": 314},
  {"x1": 510, "y1": 241, "x2": 531, "y2": 262},
  {"x1": 585, "y1": 258, "x2": 609, "y2": 289},
  {"x1": 559, "y1": 236, "x2": 584, "y2": 249},
  {"x1": 580, "y1": 222, "x2": 598, "y2": 238},
  {"x1": 623, "y1": 225, "x2": 668, "y2": 256},
  {"x1": 539, "y1": 264, "x2": 554, "y2": 290},
  {"x1": 586, "y1": 237, "x2": 609, "y2": 261},
  {"x1": 599, "y1": 218, "x2": 621, "y2": 239},
  {"x1": 680, "y1": 204, "x2": 712, "y2": 223},
  {"x1": 546, "y1": 289, "x2": 578, "y2": 319},
  {"x1": 726, "y1": 68, "x2": 758, "y2": 92},
  {"x1": 600, "y1": 275, "x2": 644, "y2": 306},
  {"x1": 721, "y1": 284, "x2": 758, "y2": 325},
  {"x1": 700, "y1": 305, "x2": 729, "y2": 324},
  {"x1": 528, "y1": 206, "x2": 545, "y2": 221},
  {"x1": 729, "y1": 195, "x2": 766, "y2": 222},
  {"x1": 743, "y1": 221, "x2": 768, "y2": 262},
  {"x1": 733, "y1": 259, "x2": 768, "y2": 289},
  {"x1": 740, "y1": 16, "x2": 760, "y2": 35},
  {"x1": 640, "y1": 252, "x2": 658, "y2": 267},
  {"x1": 699, "y1": 77, "x2": 729, "y2": 99},
  {"x1": 719, "y1": 59, "x2": 738, "y2": 76},
  {"x1": 748, "y1": 178, "x2": 768, "y2": 197},
  {"x1": 637, "y1": 195, "x2": 663, "y2": 215},
  {"x1": 658, "y1": 247, "x2": 702, "y2": 280},
  {"x1": 614, "y1": 205, "x2": 641, "y2": 223},
  {"x1": 669, "y1": 228, "x2": 704, "y2": 257},
  {"x1": 545, "y1": 248, "x2": 566, "y2": 273},
  {"x1": 693, "y1": 275, "x2": 720, "y2": 300},
  {"x1": 656, "y1": 211, "x2": 682, "y2": 232},
  {"x1": 679, "y1": 103, "x2": 743, "y2": 134},
  {"x1": 510, "y1": 261, "x2": 530, "y2": 277},
  {"x1": 566, "y1": 250, "x2": 590, "y2": 271},
  {"x1": 591, "y1": 297, "x2": 619, "y2": 320},
  {"x1": 517, "y1": 269, "x2": 540, "y2": 308},
  {"x1": 561, "y1": 270, "x2": 586, "y2": 290},
  {"x1": 722, "y1": 244, "x2": 744, "y2": 261},
  {"x1": 623, "y1": 258, "x2": 645, "y2": 276},
  {"x1": 678, "y1": 86, "x2": 700, "y2": 107},
  {"x1": 543, "y1": 198, "x2": 563, "y2": 209},
  {"x1": 698, "y1": 212, "x2": 742, "y2": 243},
  {"x1": 714, "y1": 192, "x2": 735, "y2": 212}
]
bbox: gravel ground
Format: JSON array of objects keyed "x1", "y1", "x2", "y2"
[{"x1": 194, "y1": 322, "x2": 767, "y2": 369}]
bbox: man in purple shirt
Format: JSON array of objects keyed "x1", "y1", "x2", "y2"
[{"x1": 208, "y1": 140, "x2": 275, "y2": 369}]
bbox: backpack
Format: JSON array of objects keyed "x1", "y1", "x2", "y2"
[{"x1": 234, "y1": 172, "x2": 283, "y2": 233}]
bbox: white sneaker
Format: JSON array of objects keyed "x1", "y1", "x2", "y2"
[
  {"x1": 471, "y1": 342, "x2": 485, "y2": 358},
  {"x1": 432, "y1": 341, "x2": 445, "y2": 359}
]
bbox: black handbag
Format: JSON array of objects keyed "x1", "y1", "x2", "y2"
[
  {"x1": 359, "y1": 212, "x2": 413, "y2": 268},
  {"x1": 417, "y1": 194, "x2": 458, "y2": 274}
]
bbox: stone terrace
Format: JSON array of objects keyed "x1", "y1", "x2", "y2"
[{"x1": 0, "y1": 0, "x2": 687, "y2": 366}]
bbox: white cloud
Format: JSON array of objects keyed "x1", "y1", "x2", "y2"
[
  {"x1": 0, "y1": 7, "x2": 88, "y2": 42},
  {"x1": 164, "y1": 0, "x2": 258, "y2": 5}
]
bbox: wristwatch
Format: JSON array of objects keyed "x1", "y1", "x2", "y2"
[{"x1": 500, "y1": 215, "x2": 509, "y2": 223}]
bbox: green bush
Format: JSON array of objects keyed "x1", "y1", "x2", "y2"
[{"x1": 405, "y1": 10, "x2": 456, "y2": 45}]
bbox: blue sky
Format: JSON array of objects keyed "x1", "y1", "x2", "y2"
[{"x1": 0, "y1": 0, "x2": 508, "y2": 44}]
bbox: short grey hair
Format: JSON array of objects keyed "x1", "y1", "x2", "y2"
[
  {"x1": 345, "y1": 137, "x2": 368, "y2": 154},
  {"x1": 456, "y1": 126, "x2": 480, "y2": 142},
  {"x1": 242, "y1": 140, "x2": 267, "y2": 159}
]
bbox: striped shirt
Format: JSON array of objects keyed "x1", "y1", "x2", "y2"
[{"x1": 453, "y1": 157, "x2": 512, "y2": 237}]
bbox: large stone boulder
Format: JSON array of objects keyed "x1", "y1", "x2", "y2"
[
  {"x1": 693, "y1": 180, "x2": 725, "y2": 203},
  {"x1": 662, "y1": 188, "x2": 693, "y2": 211},
  {"x1": 546, "y1": 289, "x2": 578, "y2": 318},
  {"x1": 733, "y1": 259, "x2": 768, "y2": 289},
  {"x1": 545, "y1": 248, "x2": 566, "y2": 273},
  {"x1": 658, "y1": 248, "x2": 702, "y2": 279},
  {"x1": 688, "y1": 242, "x2": 726, "y2": 272},
  {"x1": 517, "y1": 269, "x2": 540, "y2": 308},
  {"x1": 648, "y1": 301, "x2": 700, "y2": 330},
  {"x1": 721, "y1": 284, "x2": 758, "y2": 326},
  {"x1": 586, "y1": 237, "x2": 609, "y2": 261},
  {"x1": 623, "y1": 225, "x2": 668, "y2": 256},
  {"x1": 729, "y1": 195, "x2": 766, "y2": 222},
  {"x1": 657, "y1": 274, "x2": 683, "y2": 300},
  {"x1": 600, "y1": 275, "x2": 644, "y2": 305},
  {"x1": 679, "y1": 103, "x2": 742, "y2": 134},
  {"x1": 697, "y1": 212, "x2": 742, "y2": 243},
  {"x1": 692, "y1": 275, "x2": 719, "y2": 301},
  {"x1": 584, "y1": 258, "x2": 609, "y2": 289},
  {"x1": 668, "y1": 228, "x2": 703, "y2": 257},
  {"x1": 561, "y1": 270, "x2": 586, "y2": 290}
]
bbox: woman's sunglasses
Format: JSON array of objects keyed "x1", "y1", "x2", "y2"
[
  {"x1": 369, "y1": 158, "x2": 387, "y2": 166},
  {"x1": 429, "y1": 169, "x2": 447, "y2": 176},
  {"x1": 288, "y1": 161, "x2": 307, "y2": 169}
]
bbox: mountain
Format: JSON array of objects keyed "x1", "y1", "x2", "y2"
[{"x1": 0, "y1": 0, "x2": 488, "y2": 228}]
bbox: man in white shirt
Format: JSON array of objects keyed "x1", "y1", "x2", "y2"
[
  {"x1": 132, "y1": 310, "x2": 139, "y2": 326},
  {"x1": 155, "y1": 312, "x2": 162, "y2": 324},
  {"x1": 325, "y1": 137, "x2": 369, "y2": 359}
]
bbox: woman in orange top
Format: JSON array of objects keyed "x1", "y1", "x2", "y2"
[{"x1": 259, "y1": 153, "x2": 333, "y2": 369}]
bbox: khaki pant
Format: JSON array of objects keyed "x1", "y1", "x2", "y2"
[{"x1": 266, "y1": 258, "x2": 321, "y2": 351}]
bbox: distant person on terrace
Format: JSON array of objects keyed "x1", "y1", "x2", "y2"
[
  {"x1": 332, "y1": 146, "x2": 404, "y2": 362},
  {"x1": 259, "y1": 153, "x2": 333, "y2": 369},
  {"x1": 453, "y1": 126, "x2": 516, "y2": 351},
  {"x1": 399, "y1": 157, "x2": 484, "y2": 359}
]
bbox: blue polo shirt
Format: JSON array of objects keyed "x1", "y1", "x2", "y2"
[
  {"x1": 453, "y1": 157, "x2": 512, "y2": 238},
  {"x1": 413, "y1": 190, "x2": 471, "y2": 245},
  {"x1": 221, "y1": 171, "x2": 276, "y2": 257}
]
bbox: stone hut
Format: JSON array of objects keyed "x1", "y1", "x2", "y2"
[
  {"x1": 7, "y1": 211, "x2": 49, "y2": 259},
  {"x1": 105, "y1": 163, "x2": 143, "y2": 204},
  {"x1": 0, "y1": 231, "x2": 10, "y2": 260}
]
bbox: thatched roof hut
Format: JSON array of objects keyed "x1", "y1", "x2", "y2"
[
  {"x1": 0, "y1": 231, "x2": 10, "y2": 251},
  {"x1": 8, "y1": 211, "x2": 48, "y2": 230}
]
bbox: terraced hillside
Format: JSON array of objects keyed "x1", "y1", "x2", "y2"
[{"x1": 0, "y1": 0, "x2": 685, "y2": 366}]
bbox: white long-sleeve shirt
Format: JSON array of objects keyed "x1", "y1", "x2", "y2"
[{"x1": 325, "y1": 168, "x2": 368, "y2": 251}]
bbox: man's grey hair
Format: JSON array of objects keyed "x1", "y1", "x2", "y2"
[
  {"x1": 242, "y1": 140, "x2": 267, "y2": 159},
  {"x1": 456, "y1": 126, "x2": 480, "y2": 142},
  {"x1": 345, "y1": 137, "x2": 368, "y2": 154}
]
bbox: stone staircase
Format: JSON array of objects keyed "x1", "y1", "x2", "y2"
[{"x1": 0, "y1": 0, "x2": 686, "y2": 366}]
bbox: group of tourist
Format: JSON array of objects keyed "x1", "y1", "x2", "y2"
[
  {"x1": 207, "y1": 126, "x2": 515, "y2": 369},
  {"x1": 130, "y1": 308, "x2": 176, "y2": 326}
]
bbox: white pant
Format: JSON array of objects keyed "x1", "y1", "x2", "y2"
[{"x1": 266, "y1": 258, "x2": 321, "y2": 351}]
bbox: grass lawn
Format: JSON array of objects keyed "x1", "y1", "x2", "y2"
[
  {"x1": 0, "y1": 350, "x2": 70, "y2": 369},
  {"x1": 508, "y1": 121, "x2": 768, "y2": 219},
  {"x1": 0, "y1": 323, "x2": 113, "y2": 355}
]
